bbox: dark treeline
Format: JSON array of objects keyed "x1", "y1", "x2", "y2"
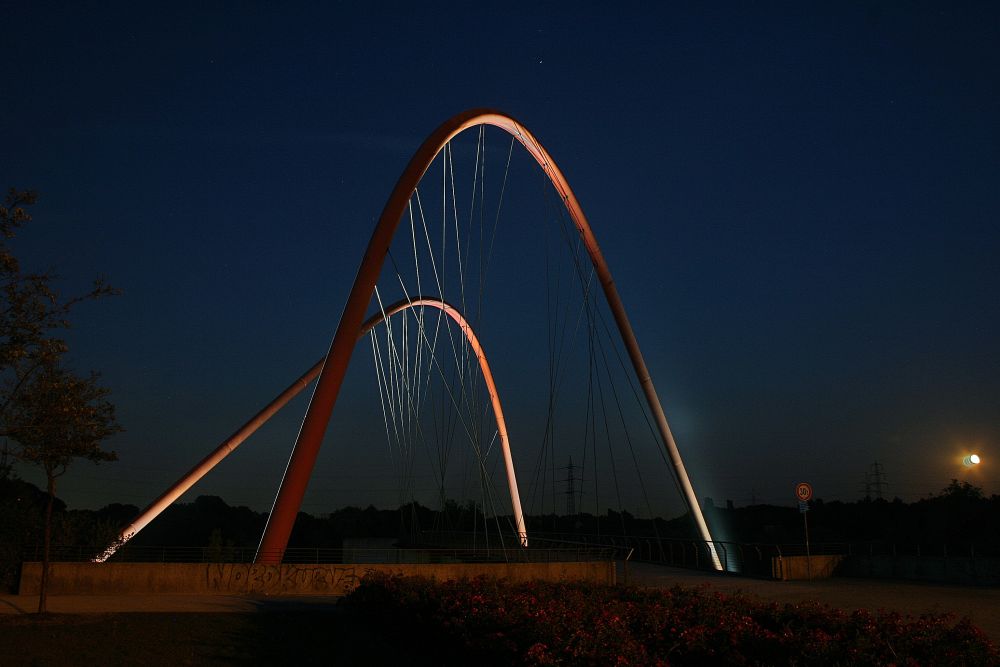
[
  {"x1": 706, "y1": 480, "x2": 1000, "y2": 553},
  {"x1": 4, "y1": 475, "x2": 999, "y2": 591},
  {"x1": 1, "y1": 476, "x2": 125, "y2": 592}
]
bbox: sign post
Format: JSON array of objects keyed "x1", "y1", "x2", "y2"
[{"x1": 795, "y1": 482, "x2": 813, "y2": 579}]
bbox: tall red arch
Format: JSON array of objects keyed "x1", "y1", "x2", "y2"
[{"x1": 256, "y1": 110, "x2": 720, "y2": 568}]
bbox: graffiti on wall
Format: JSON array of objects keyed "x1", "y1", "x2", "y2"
[{"x1": 206, "y1": 563, "x2": 366, "y2": 595}]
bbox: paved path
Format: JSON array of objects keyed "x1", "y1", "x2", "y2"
[
  {"x1": 0, "y1": 594, "x2": 339, "y2": 614},
  {"x1": 628, "y1": 563, "x2": 1000, "y2": 642},
  {"x1": 4, "y1": 565, "x2": 998, "y2": 643}
]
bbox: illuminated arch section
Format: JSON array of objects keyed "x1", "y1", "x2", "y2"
[
  {"x1": 95, "y1": 297, "x2": 526, "y2": 562},
  {"x1": 257, "y1": 109, "x2": 721, "y2": 569},
  {"x1": 379, "y1": 298, "x2": 527, "y2": 547}
]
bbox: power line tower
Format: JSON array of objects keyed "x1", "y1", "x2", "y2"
[
  {"x1": 869, "y1": 461, "x2": 888, "y2": 500},
  {"x1": 562, "y1": 457, "x2": 579, "y2": 516}
]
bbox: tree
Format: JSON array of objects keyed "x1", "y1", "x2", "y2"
[
  {"x1": 939, "y1": 479, "x2": 985, "y2": 501},
  {"x1": 0, "y1": 188, "x2": 120, "y2": 612},
  {"x1": 7, "y1": 361, "x2": 120, "y2": 611},
  {"x1": 0, "y1": 188, "x2": 116, "y2": 408},
  {"x1": 0, "y1": 440, "x2": 11, "y2": 479}
]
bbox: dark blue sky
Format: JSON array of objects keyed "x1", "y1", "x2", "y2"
[{"x1": 3, "y1": 2, "x2": 998, "y2": 517}]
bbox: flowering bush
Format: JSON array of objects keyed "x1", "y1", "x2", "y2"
[{"x1": 341, "y1": 573, "x2": 998, "y2": 665}]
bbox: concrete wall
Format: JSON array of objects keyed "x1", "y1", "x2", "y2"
[
  {"x1": 771, "y1": 555, "x2": 843, "y2": 580},
  {"x1": 19, "y1": 561, "x2": 615, "y2": 596}
]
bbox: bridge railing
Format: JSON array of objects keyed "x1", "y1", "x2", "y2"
[
  {"x1": 520, "y1": 533, "x2": 1000, "y2": 583},
  {"x1": 29, "y1": 538, "x2": 994, "y2": 581},
  {"x1": 463, "y1": 531, "x2": 855, "y2": 578},
  {"x1": 418, "y1": 530, "x2": 752, "y2": 574},
  {"x1": 21, "y1": 543, "x2": 616, "y2": 565}
]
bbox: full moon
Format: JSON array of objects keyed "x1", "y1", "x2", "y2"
[{"x1": 963, "y1": 454, "x2": 982, "y2": 466}]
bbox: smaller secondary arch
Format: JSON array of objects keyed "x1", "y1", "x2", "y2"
[
  {"x1": 95, "y1": 297, "x2": 526, "y2": 562},
  {"x1": 367, "y1": 298, "x2": 527, "y2": 549}
]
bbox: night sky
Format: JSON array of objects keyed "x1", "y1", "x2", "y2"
[{"x1": 3, "y1": 3, "x2": 998, "y2": 519}]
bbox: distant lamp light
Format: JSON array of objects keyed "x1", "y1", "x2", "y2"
[{"x1": 963, "y1": 454, "x2": 981, "y2": 467}]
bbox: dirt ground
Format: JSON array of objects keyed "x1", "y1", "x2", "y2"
[{"x1": 0, "y1": 609, "x2": 456, "y2": 667}]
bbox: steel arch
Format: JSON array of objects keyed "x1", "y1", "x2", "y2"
[{"x1": 256, "y1": 109, "x2": 720, "y2": 568}]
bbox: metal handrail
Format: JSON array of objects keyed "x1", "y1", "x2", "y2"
[
  {"x1": 25, "y1": 537, "x2": 998, "y2": 575},
  {"x1": 21, "y1": 543, "x2": 617, "y2": 565}
]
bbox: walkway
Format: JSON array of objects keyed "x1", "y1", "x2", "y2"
[{"x1": 628, "y1": 562, "x2": 1000, "y2": 642}]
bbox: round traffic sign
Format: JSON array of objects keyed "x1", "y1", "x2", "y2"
[{"x1": 795, "y1": 482, "x2": 813, "y2": 502}]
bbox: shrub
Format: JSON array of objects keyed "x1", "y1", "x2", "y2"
[{"x1": 342, "y1": 573, "x2": 998, "y2": 666}]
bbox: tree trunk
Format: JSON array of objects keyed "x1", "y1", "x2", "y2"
[{"x1": 38, "y1": 474, "x2": 55, "y2": 614}]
